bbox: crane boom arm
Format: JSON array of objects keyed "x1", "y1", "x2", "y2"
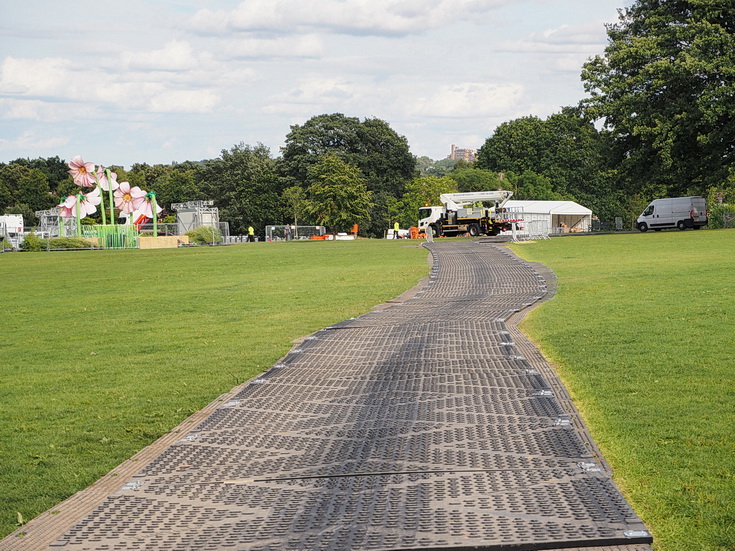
[{"x1": 439, "y1": 190, "x2": 513, "y2": 210}]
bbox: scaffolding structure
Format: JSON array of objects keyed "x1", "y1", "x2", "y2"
[
  {"x1": 171, "y1": 201, "x2": 219, "y2": 235},
  {"x1": 35, "y1": 209, "x2": 75, "y2": 238}
]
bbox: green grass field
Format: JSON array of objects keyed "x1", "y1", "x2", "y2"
[
  {"x1": 509, "y1": 230, "x2": 735, "y2": 551},
  {"x1": 0, "y1": 240, "x2": 430, "y2": 538},
  {"x1": 2, "y1": 233, "x2": 733, "y2": 550}
]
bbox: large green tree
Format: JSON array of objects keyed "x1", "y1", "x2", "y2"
[
  {"x1": 10, "y1": 156, "x2": 71, "y2": 195},
  {"x1": 581, "y1": 0, "x2": 735, "y2": 196},
  {"x1": 0, "y1": 163, "x2": 56, "y2": 214},
  {"x1": 476, "y1": 116, "x2": 553, "y2": 175},
  {"x1": 303, "y1": 155, "x2": 373, "y2": 234},
  {"x1": 476, "y1": 109, "x2": 619, "y2": 219},
  {"x1": 448, "y1": 166, "x2": 505, "y2": 193},
  {"x1": 279, "y1": 113, "x2": 415, "y2": 192},
  {"x1": 279, "y1": 113, "x2": 415, "y2": 236},
  {"x1": 199, "y1": 143, "x2": 281, "y2": 235}
]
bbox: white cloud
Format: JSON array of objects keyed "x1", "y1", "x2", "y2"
[
  {"x1": 0, "y1": 98, "x2": 105, "y2": 123},
  {"x1": 221, "y1": 34, "x2": 325, "y2": 59},
  {"x1": 501, "y1": 20, "x2": 610, "y2": 55},
  {"x1": 0, "y1": 57, "x2": 75, "y2": 97},
  {"x1": 148, "y1": 90, "x2": 220, "y2": 113},
  {"x1": 410, "y1": 82, "x2": 524, "y2": 118},
  {"x1": 121, "y1": 41, "x2": 207, "y2": 72},
  {"x1": 0, "y1": 129, "x2": 69, "y2": 152},
  {"x1": 0, "y1": 53, "x2": 222, "y2": 117},
  {"x1": 189, "y1": 0, "x2": 511, "y2": 37},
  {"x1": 263, "y1": 77, "x2": 359, "y2": 114}
]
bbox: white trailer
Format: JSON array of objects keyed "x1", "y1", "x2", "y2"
[{"x1": 637, "y1": 196, "x2": 708, "y2": 232}]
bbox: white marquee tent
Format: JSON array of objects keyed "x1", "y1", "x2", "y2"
[{"x1": 502, "y1": 200, "x2": 593, "y2": 237}]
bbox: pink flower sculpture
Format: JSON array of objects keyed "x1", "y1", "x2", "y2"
[
  {"x1": 114, "y1": 181, "x2": 146, "y2": 214},
  {"x1": 68, "y1": 155, "x2": 97, "y2": 187},
  {"x1": 57, "y1": 195, "x2": 77, "y2": 218},
  {"x1": 81, "y1": 187, "x2": 102, "y2": 216},
  {"x1": 57, "y1": 187, "x2": 102, "y2": 218},
  {"x1": 96, "y1": 168, "x2": 119, "y2": 191},
  {"x1": 139, "y1": 195, "x2": 163, "y2": 219}
]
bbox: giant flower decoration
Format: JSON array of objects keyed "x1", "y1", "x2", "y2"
[
  {"x1": 96, "y1": 167, "x2": 119, "y2": 192},
  {"x1": 114, "y1": 181, "x2": 146, "y2": 214},
  {"x1": 68, "y1": 155, "x2": 97, "y2": 187},
  {"x1": 57, "y1": 187, "x2": 102, "y2": 218},
  {"x1": 138, "y1": 192, "x2": 162, "y2": 219},
  {"x1": 60, "y1": 155, "x2": 165, "y2": 241},
  {"x1": 57, "y1": 195, "x2": 78, "y2": 218}
]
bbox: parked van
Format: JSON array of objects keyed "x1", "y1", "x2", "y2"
[{"x1": 637, "y1": 196, "x2": 708, "y2": 232}]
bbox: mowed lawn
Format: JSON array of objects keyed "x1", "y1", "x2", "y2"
[
  {"x1": 2, "y1": 233, "x2": 733, "y2": 549},
  {"x1": 509, "y1": 230, "x2": 735, "y2": 551},
  {"x1": 0, "y1": 240, "x2": 430, "y2": 538}
]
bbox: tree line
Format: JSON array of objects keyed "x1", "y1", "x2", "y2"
[{"x1": 2, "y1": 1, "x2": 734, "y2": 235}]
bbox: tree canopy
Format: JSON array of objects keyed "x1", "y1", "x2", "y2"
[
  {"x1": 581, "y1": 0, "x2": 735, "y2": 196},
  {"x1": 199, "y1": 143, "x2": 281, "y2": 235},
  {"x1": 279, "y1": 113, "x2": 415, "y2": 194},
  {"x1": 303, "y1": 155, "x2": 373, "y2": 233},
  {"x1": 279, "y1": 114, "x2": 415, "y2": 236},
  {"x1": 476, "y1": 108, "x2": 616, "y2": 217}
]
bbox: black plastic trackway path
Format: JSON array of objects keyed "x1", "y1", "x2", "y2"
[{"x1": 4, "y1": 242, "x2": 652, "y2": 551}]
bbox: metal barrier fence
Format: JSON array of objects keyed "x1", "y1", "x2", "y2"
[{"x1": 265, "y1": 225, "x2": 326, "y2": 241}]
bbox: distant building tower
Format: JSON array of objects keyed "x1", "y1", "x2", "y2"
[{"x1": 448, "y1": 144, "x2": 476, "y2": 162}]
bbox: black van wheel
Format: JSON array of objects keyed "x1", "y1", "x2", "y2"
[
  {"x1": 468, "y1": 224, "x2": 480, "y2": 237},
  {"x1": 677, "y1": 220, "x2": 687, "y2": 230},
  {"x1": 638, "y1": 222, "x2": 648, "y2": 232}
]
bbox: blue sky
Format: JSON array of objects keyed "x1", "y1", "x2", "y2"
[{"x1": 0, "y1": 0, "x2": 629, "y2": 168}]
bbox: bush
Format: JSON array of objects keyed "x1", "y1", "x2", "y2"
[
  {"x1": 49, "y1": 237, "x2": 92, "y2": 249},
  {"x1": 706, "y1": 202, "x2": 735, "y2": 229},
  {"x1": 21, "y1": 232, "x2": 46, "y2": 252},
  {"x1": 186, "y1": 225, "x2": 222, "y2": 245},
  {"x1": 20, "y1": 234, "x2": 92, "y2": 252}
]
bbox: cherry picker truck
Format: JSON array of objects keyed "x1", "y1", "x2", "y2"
[{"x1": 417, "y1": 190, "x2": 521, "y2": 237}]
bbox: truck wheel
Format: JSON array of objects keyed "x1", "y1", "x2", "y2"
[
  {"x1": 433, "y1": 223, "x2": 442, "y2": 237},
  {"x1": 468, "y1": 224, "x2": 480, "y2": 237},
  {"x1": 638, "y1": 222, "x2": 648, "y2": 232},
  {"x1": 677, "y1": 220, "x2": 687, "y2": 230}
]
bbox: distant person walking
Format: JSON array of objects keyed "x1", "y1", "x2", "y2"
[
  {"x1": 393, "y1": 221, "x2": 400, "y2": 239},
  {"x1": 247, "y1": 226, "x2": 255, "y2": 242},
  {"x1": 284, "y1": 224, "x2": 291, "y2": 241},
  {"x1": 425, "y1": 224, "x2": 434, "y2": 243}
]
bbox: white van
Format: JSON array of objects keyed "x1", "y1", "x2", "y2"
[{"x1": 637, "y1": 196, "x2": 708, "y2": 232}]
